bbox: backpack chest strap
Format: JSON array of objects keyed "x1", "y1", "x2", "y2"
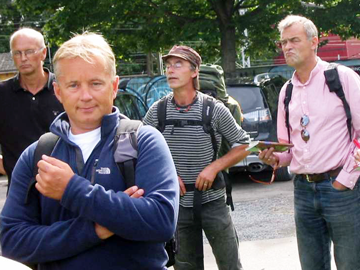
[{"x1": 164, "y1": 119, "x2": 203, "y2": 127}]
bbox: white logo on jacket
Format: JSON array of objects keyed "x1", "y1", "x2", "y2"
[{"x1": 96, "y1": 167, "x2": 111, "y2": 174}]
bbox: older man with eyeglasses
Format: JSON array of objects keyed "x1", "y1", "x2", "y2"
[
  {"x1": 259, "y1": 15, "x2": 360, "y2": 270},
  {"x1": 0, "y1": 27, "x2": 63, "y2": 193}
]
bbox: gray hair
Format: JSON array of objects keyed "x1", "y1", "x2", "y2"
[
  {"x1": 278, "y1": 15, "x2": 318, "y2": 40},
  {"x1": 10, "y1": 27, "x2": 46, "y2": 49},
  {"x1": 53, "y1": 32, "x2": 116, "y2": 79}
]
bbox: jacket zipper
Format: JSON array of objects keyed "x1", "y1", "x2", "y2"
[{"x1": 90, "y1": 159, "x2": 99, "y2": 184}]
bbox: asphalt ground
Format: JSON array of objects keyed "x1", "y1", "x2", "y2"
[{"x1": 0, "y1": 173, "x2": 337, "y2": 270}]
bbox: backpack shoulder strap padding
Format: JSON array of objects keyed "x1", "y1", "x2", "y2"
[
  {"x1": 115, "y1": 114, "x2": 143, "y2": 151},
  {"x1": 324, "y1": 64, "x2": 352, "y2": 141},
  {"x1": 202, "y1": 95, "x2": 217, "y2": 161},
  {"x1": 156, "y1": 96, "x2": 168, "y2": 133},
  {"x1": 25, "y1": 132, "x2": 60, "y2": 204},
  {"x1": 114, "y1": 116, "x2": 143, "y2": 188},
  {"x1": 202, "y1": 95, "x2": 215, "y2": 130}
]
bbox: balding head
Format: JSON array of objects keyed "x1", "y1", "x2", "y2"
[{"x1": 10, "y1": 27, "x2": 46, "y2": 50}]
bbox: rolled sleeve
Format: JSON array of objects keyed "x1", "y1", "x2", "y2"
[
  {"x1": 336, "y1": 147, "x2": 360, "y2": 189},
  {"x1": 336, "y1": 169, "x2": 359, "y2": 189}
]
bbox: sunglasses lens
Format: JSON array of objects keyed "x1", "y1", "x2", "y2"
[
  {"x1": 301, "y1": 129, "x2": 310, "y2": 142},
  {"x1": 300, "y1": 115, "x2": 310, "y2": 142},
  {"x1": 300, "y1": 115, "x2": 310, "y2": 126}
]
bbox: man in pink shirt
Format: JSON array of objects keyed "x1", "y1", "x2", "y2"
[{"x1": 260, "y1": 15, "x2": 360, "y2": 270}]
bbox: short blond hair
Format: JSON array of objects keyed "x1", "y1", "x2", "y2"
[{"x1": 53, "y1": 32, "x2": 116, "y2": 79}]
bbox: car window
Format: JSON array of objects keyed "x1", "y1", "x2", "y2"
[
  {"x1": 226, "y1": 86, "x2": 266, "y2": 113},
  {"x1": 260, "y1": 83, "x2": 279, "y2": 119},
  {"x1": 114, "y1": 90, "x2": 148, "y2": 120},
  {"x1": 143, "y1": 75, "x2": 172, "y2": 108}
]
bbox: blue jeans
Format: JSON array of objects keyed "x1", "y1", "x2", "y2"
[
  {"x1": 294, "y1": 176, "x2": 360, "y2": 270},
  {"x1": 174, "y1": 196, "x2": 243, "y2": 270}
]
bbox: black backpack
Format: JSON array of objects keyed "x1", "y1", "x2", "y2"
[
  {"x1": 156, "y1": 94, "x2": 234, "y2": 210},
  {"x1": 284, "y1": 63, "x2": 352, "y2": 143},
  {"x1": 25, "y1": 114, "x2": 177, "y2": 268}
]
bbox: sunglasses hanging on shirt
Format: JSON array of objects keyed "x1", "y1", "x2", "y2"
[{"x1": 300, "y1": 115, "x2": 310, "y2": 142}]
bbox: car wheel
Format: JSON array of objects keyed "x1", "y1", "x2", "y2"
[{"x1": 275, "y1": 166, "x2": 294, "y2": 181}]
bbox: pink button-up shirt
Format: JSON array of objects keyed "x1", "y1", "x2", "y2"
[{"x1": 277, "y1": 58, "x2": 360, "y2": 189}]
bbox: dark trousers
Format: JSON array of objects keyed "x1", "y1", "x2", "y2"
[{"x1": 174, "y1": 197, "x2": 243, "y2": 270}]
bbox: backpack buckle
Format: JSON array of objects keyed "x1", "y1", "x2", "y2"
[{"x1": 173, "y1": 120, "x2": 187, "y2": 127}]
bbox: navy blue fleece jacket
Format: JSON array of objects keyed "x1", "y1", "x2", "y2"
[{"x1": 0, "y1": 108, "x2": 179, "y2": 270}]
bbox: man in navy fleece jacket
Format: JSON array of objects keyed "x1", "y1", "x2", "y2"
[{"x1": 0, "y1": 32, "x2": 179, "y2": 270}]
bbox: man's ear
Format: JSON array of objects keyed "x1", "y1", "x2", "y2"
[
  {"x1": 41, "y1": 47, "x2": 47, "y2": 62},
  {"x1": 112, "y1": 76, "x2": 120, "y2": 99},
  {"x1": 53, "y1": 82, "x2": 63, "y2": 103},
  {"x1": 191, "y1": 68, "x2": 199, "y2": 79},
  {"x1": 311, "y1": 36, "x2": 319, "y2": 51}
]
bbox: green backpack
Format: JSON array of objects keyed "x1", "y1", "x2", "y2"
[{"x1": 199, "y1": 64, "x2": 243, "y2": 158}]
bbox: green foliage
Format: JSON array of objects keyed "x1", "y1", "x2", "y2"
[
  {"x1": 309, "y1": 0, "x2": 360, "y2": 39},
  {"x1": 4, "y1": 0, "x2": 360, "y2": 75},
  {"x1": 0, "y1": 0, "x2": 21, "y2": 52}
]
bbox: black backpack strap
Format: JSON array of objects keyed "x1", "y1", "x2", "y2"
[
  {"x1": 165, "y1": 229, "x2": 178, "y2": 267},
  {"x1": 156, "y1": 96, "x2": 168, "y2": 133},
  {"x1": 324, "y1": 64, "x2": 352, "y2": 141},
  {"x1": 25, "y1": 132, "x2": 59, "y2": 205},
  {"x1": 190, "y1": 95, "x2": 218, "y2": 267},
  {"x1": 121, "y1": 160, "x2": 136, "y2": 188},
  {"x1": 223, "y1": 171, "x2": 234, "y2": 211},
  {"x1": 202, "y1": 95, "x2": 217, "y2": 161},
  {"x1": 193, "y1": 187, "x2": 204, "y2": 267},
  {"x1": 114, "y1": 117, "x2": 143, "y2": 188},
  {"x1": 284, "y1": 81, "x2": 293, "y2": 144},
  {"x1": 202, "y1": 95, "x2": 235, "y2": 210}
]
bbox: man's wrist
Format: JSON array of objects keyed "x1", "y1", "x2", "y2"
[{"x1": 272, "y1": 155, "x2": 280, "y2": 168}]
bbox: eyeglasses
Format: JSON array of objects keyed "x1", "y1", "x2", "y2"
[
  {"x1": 11, "y1": 47, "x2": 45, "y2": 59},
  {"x1": 300, "y1": 114, "x2": 310, "y2": 142},
  {"x1": 165, "y1": 61, "x2": 184, "y2": 71}
]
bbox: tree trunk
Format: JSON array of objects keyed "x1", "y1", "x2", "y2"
[
  {"x1": 146, "y1": 53, "x2": 154, "y2": 76},
  {"x1": 220, "y1": 24, "x2": 237, "y2": 78},
  {"x1": 209, "y1": 0, "x2": 237, "y2": 78}
]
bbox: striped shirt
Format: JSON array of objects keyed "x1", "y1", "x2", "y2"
[{"x1": 143, "y1": 91, "x2": 250, "y2": 207}]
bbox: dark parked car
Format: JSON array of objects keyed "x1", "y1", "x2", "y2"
[{"x1": 226, "y1": 74, "x2": 294, "y2": 181}]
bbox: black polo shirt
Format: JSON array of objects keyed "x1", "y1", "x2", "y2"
[{"x1": 0, "y1": 69, "x2": 64, "y2": 185}]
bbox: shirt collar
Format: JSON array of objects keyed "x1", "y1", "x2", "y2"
[
  {"x1": 292, "y1": 57, "x2": 324, "y2": 87},
  {"x1": 12, "y1": 67, "x2": 53, "y2": 93}
]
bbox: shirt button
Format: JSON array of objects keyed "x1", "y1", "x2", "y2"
[{"x1": 32, "y1": 97, "x2": 36, "y2": 101}]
